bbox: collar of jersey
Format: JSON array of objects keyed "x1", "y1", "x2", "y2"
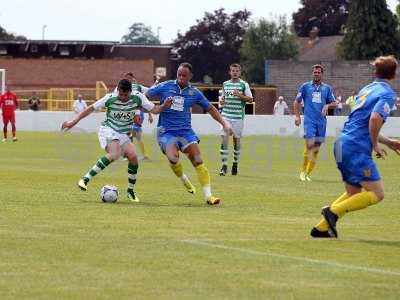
[{"x1": 174, "y1": 80, "x2": 192, "y2": 91}]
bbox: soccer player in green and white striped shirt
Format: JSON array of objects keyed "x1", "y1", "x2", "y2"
[
  {"x1": 62, "y1": 79, "x2": 172, "y2": 202},
  {"x1": 219, "y1": 63, "x2": 253, "y2": 176}
]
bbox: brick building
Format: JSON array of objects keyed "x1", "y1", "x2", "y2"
[{"x1": 0, "y1": 40, "x2": 174, "y2": 89}]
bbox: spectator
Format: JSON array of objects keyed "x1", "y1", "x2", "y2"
[
  {"x1": 73, "y1": 94, "x2": 87, "y2": 114},
  {"x1": 28, "y1": 91, "x2": 41, "y2": 111},
  {"x1": 273, "y1": 96, "x2": 289, "y2": 115}
]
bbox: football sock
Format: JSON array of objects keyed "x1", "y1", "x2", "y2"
[
  {"x1": 195, "y1": 163, "x2": 212, "y2": 199},
  {"x1": 315, "y1": 192, "x2": 349, "y2": 231},
  {"x1": 331, "y1": 191, "x2": 379, "y2": 217},
  {"x1": 83, "y1": 156, "x2": 111, "y2": 181},
  {"x1": 170, "y1": 162, "x2": 183, "y2": 178},
  {"x1": 11, "y1": 123, "x2": 16, "y2": 137},
  {"x1": 3, "y1": 125, "x2": 7, "y2": 139},
  {"x1": 220, "y1": 144, "x2": 228, "y2": 166},
  {"x1": 306, "y1": 149, "x2": 319, "y2": 175},
  {"x1": 233, "y1": 143, "x2": 241, "y2": 164},
  {"x1": 128, "y1": 163, "x2": 138, "y2": 190},
  {"x1": 302, "y1": 145, "x2": 309, "y2": 172}
]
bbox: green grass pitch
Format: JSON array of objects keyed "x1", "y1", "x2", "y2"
[{"x1": 1, "y1": 132, "x2": 400, "y2": 299}]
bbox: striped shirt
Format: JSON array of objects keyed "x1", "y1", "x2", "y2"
[
  {"x1": 221, "y1": 79, "x2": 252, "y2": 120},
  {"x1": 93, "y1": 92, "x2": 154, "y2": 134}
]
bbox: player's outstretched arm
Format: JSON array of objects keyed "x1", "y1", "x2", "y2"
[
  {"x1": 207, "y1": 104, "x2": 232, "y2": 135},
  {"x1": 379, "y1": 135, "x2": 400, "y2": 155},
  {"x1": 61, "y1": 105, "x2": 95, "y2": 130},
  {"x1": 149, "y1": 97, "x2": 173, "y2": 114}
]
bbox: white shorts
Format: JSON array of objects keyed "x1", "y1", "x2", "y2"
[
  {"x1": 98, "y1": 126, "x2": 131, "y2": 151},
  {"x1": 221, "y1": 118, "x2": 244, "y2": 138}
]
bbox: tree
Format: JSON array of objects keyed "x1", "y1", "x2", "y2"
[
  {"x1": 0, "y1": 25, "x2": 26, "y2": 41},
  {"x1": 339, "y1": 0, "x2": 400, "y2": 60},
  {"x1": 240, "y1": 18, "x2": 298, "y2": 84},
  {"x1": 121, "y1": 22, "x2": 160, "y2": 45},
  {"x1": 173, "y1": 9, "x2": 251, "y2": 83},
  {"x1": 293, "y1": 0, "x2": 350, "y2": 37}
]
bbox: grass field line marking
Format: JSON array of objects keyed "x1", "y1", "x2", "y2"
[{"x1": 181, "y1": 239, "x2": 400, "y2": 277}]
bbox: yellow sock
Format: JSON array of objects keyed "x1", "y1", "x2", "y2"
[
  {"x1": 195, "y1": 164, "x2": 211, "y2": 198},
  {"x1": 315, "y1": 192, "x2": 349, "y2": 231},
  {"x1": 306, "y1": 150, "x2": 319, "y2": 175},
  {"x1": 302, "y1": 146, "x2": 309, "y2": 172},
  {"x1": 331, "y1": 191, "x2": 379, "y2": 217},
  {"x1": 139, "y1": 141, "x2": 146, "y2": 157},
  {"x1": 170, "y1": 162, "x2": 183, "y2": 178}
]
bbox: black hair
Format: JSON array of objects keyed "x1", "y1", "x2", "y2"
[
  {"x1": 118, "y1": 79, "x2": 132, "y2": 92},
  {"x1": 179, "y1": 62, "x2": 193, "y2": 73}
]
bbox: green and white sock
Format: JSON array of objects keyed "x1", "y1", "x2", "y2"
[
  {"x1": 220, "y1": 144, "x2": 229, "y2": 166},
  {"x1": 233, "y1": 144, "x2": 241, "y2": 164},
  {"x1": 84, "y1": 156, "x2": 111, "y2": 181},
  {"x1": 128, "y1": 163, "x2": 138, "y2": 190}
]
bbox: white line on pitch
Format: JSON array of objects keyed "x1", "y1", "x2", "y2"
[{"x1": 181, "y1": 239, "x2": 400, "y2": 277}]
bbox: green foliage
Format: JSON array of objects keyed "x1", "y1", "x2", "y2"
[
  {"x1": 293, "y1": 0, "x2": 350, "y2": 37},
  {"x1": 339, "y1": 0, "x2": 400, "y2": 60},
  {"x1": 240, "y1": 18, "x2": 298, "y2": 84},
  {"x1": 121, "y1": 22, "x2": 160, "y2": 45},
  {"x1": 1, "y1": 132, "x2": 400, "y2": 299},
  {"x1": 173, "y1": 9, "x2": 251, "y2": 83},
  {"x1": 0, "y1": 25, "x2": 26, "y2": 41}
]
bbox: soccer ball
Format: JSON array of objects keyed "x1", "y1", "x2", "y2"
[{"x1": 100, "y1": 185, "x2": 119, "y2": 203}]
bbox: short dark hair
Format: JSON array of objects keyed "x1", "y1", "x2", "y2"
[
  {"x1": 125, "y1": 72, "x2": 134, "y2": 77},
  {"x1": 230, "y1": 63, "x2": 241, "y2": 69},
  {"x1": 179, "y1": 62, "x2": 193, "y2": 73},
  {"x1": 118, "y1": 79, "x2": 132, "y2": 92},
  {"x1": 312, "y1": 64, "x2": 324, "y2": 73},
  {"x1": 372, "y1": 55, "x2": 398, "y2": 80}
]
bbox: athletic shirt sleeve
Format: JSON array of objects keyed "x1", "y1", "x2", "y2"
[
  {"x1": 137, "y1": 92, "x2": 155, "y2": 111},
  {"x1": 93, "y1": 94, "x2": 112, "y2": 111},
  {"x1": 296, "y1": 83, "x2": 305, "y2": 102},
  {"x1": 147, "y1": 81, "x2": 167, "y2": 98},
  {"x1": 244, "y1": 82, "x2": 253, "y2": 98},
  {"x1": 195, "y1": 89, "x2": 210, "y2": 110},
  {"x1": 372, "y1": 92, "x2": 395, "y2": 122},
  {"x1": 326, "y1": 85, "x2": 335, "y2": 104},
  {"x1": 140, "y1": 85, "x2": 149, "y2": 93}
]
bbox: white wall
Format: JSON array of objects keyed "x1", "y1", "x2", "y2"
[{"x1": 11, "y1": 111, "x2": 400, "y2": 137}]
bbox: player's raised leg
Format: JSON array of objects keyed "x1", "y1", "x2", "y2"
[
  {"x1": 164, "y1": 141, "x2": 196, "y2": 195},
  {"x1": 124, "y1": 143, "x2": 140, "y2": 202},
  {"x1": 185, "y1": 143, "x2": 220, "y2": 205},
  {"x1": 78, "y1": 140, "x2": 120, "y2": 191}
]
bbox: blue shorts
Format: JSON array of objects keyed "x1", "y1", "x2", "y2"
[
  {"x1": 157, "y1": 128, "x2": 199, "y2": 153},
  {"x1": 132, "y1": 125, "x2": 142, "y2": 133},
  {"x1": 334, "y1": 140, "x2": 380, "y2": 187},
  {"x1": 304, "y1": 121, "x2": 326, "y2": 143}
]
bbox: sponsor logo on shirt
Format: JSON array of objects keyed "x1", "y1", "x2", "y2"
[{"x1": 383, "y1": 102, "x2": 391, "y2": 114}]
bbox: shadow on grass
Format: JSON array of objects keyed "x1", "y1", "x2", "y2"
[
  {"x1": 357, "y1": 239, "x2": 400, "y2": 248},
  {"x1": 79, "y1": 199, "x2": 211, "y2": 208}
]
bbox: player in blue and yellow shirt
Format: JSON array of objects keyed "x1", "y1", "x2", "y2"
[
  {"x1": 311, "y1": 56, "x2": 400, "y2": 238},
  {"x1": 146, "y1": 62, "x2": 232, "y2": 205},
  {"x1": 294, "y1": 64, "x2": 337, "y2": 181}
]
